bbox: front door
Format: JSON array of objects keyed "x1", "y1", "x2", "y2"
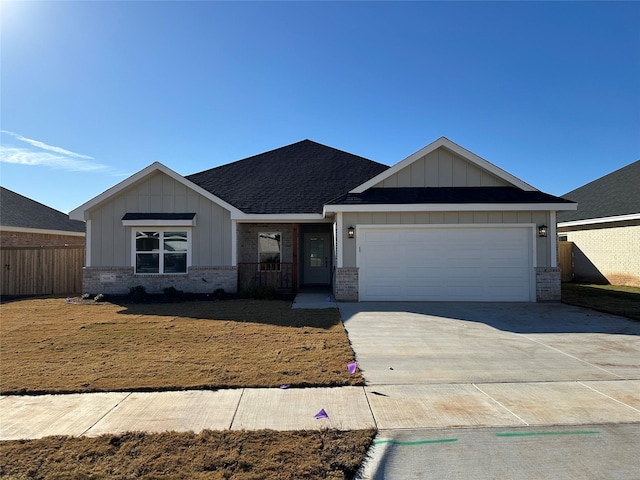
[{"x1": 304, "y1": 233, "x2": 331, "y2": 285}]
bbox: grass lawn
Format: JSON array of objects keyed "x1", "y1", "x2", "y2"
[
  {"x1": 0, "y1": 429, "x2": 376, "y2": 479},
  {"x1": 0, "y1": 297, "x2": 373, "y2": 479},
  {"x1": 561, "y1": 283, "x2": 640, "y2": 321},
  {"x1": 0, "y1": 297, "x2": 364, "y2": 394}
]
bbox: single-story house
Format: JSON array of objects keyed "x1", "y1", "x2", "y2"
[
  {"x1": 1, "y1": 187, "x2": 86, "y2": 296},
  {"x1": 557, "y1": 160, "x2": 639, "y2": 286},
  {"x1": 1, "y1": 187, "x2": 85, "y2": 247},
  {"x1": 69, "y1": 137, "x2": 576, "y2": 302}
]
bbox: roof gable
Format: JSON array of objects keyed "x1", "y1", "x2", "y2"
[
  {"x1": 69, "y1": 162, "x2": 243, "y2": 220},
  {"x1": 351, "y1": 137, "x2": 536, "y2": 193},
  {"x1": 557, "y1": 160, "x2": 640, "y2": 223},
  {"x1": 186, "y1": 140, "x2": 388, "y2": 214},
  {"x1": 1, "y1": 187, "x2": 85, "y2": 233}
]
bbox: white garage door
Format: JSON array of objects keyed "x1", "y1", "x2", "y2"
[{"x1": 358, "y1": 226, "x2": 534, "y2": 302}]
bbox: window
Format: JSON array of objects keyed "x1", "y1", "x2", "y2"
[
  {"x1": 259, "y1": 232, "x2": 281, "y2": 271},
  {"x1": 134, "y1": 230, "x2": 189, "y2": 274}
]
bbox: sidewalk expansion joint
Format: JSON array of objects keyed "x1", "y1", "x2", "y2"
[
  {"x1": 578, "y1": 381, "x2": 640, "y2": 414},
  {"x1": 79, "y1": 392, "x2": 133, "y2": 437},
  {"x1": 228, "y1": 388, "x2": 245, "y2": 429},
  {"x1": 362, "y1": 386, "x2": 379, "y2": 430},
  {"x1": 472, "y1": 383, "x2": 529, "y2": 426}
]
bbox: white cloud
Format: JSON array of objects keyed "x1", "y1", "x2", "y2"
[{"x1": 0, "y1": 130, "x2": 108, "y2": 172}]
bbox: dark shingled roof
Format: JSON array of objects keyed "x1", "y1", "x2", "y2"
[
  {"x1": 122, "y1": 213, "x2": 196, "y2": 221},
  {"x1": 557, "y1": 160, "x2": 640, "y2": 223},
  {"x1": 328, "y1": 187, "x2": 575, "y2": 206},
  {"x1": 186, "y1": 140, "x2": 389, "y2": 214},
  {"x1": 1, "y1": 187, "x2": 85, "y2": 233}
]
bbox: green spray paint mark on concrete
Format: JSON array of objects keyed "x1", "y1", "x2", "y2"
[
  {"x1": 374, "y1": 438, "x2": 458, "y2": 446},
  {"x1": 496, "y1": 430, "x2": 600, "y2": 438}
]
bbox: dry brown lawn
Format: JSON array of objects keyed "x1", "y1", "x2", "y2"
[
  {"x1": 0, "y1": 429, "x2": 376, "y2": 479},
  {"x1": 0, "y1": 297, "x2": 364, "y2": 394}
]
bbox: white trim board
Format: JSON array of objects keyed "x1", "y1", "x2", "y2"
[
  {"x1": 324, "y1": 203, "x2": 576, "y2": 214},
  {"x1": 558, "y1": 213, "x2": 640, "y2": 228}
]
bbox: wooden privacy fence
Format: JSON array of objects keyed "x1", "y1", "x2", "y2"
[
  {"x1": 1, "y1": 245, "x2": 85, "y2": 296},
  {"x1": 558, "y1": 241, "x2": 574, "y2": 282}
]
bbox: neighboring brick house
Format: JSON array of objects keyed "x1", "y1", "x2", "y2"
[
  {"x1": 1, "y1": 187, "x2": 85, "y2": 247},
  {"x1": 557, "y1": 160, "x2": 640, "y2": 286},
  {"x1": 1, "y1": 187, "x2": 86, "y2": 295},
  {"x1": 70, "y1": 137, "x2": 576, "y2": 302}
]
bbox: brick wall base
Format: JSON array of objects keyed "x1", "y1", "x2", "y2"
[
  {"x1": 334, "y1": 267, "x2": 359, "y2": 302},
  {"x1": 82, "y1": 266, "x2": 237, "y2": 296},
  {"x1": 536, "y1": 267, "x2": 561, "y2": 301}
]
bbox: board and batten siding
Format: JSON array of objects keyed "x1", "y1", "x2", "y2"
[
  {"x1": 374, "y1": 147, "x2": 510, "y2": 188},
  {"x1": 341, "y1": 210, "x2": 551, "y2": 267},
  {"x1": 88, "y1": 171, "x2": 232, "y2": 267}
]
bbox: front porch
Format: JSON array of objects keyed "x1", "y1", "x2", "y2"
[{"x1": 236, "y1": 222, "x2": 333, "y2": 295}]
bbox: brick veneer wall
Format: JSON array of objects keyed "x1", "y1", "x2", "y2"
[
  {"x1": 561, "y1": 225, "x2": 640, "y2": 287},
  {"x1": 82, "y1": 266, "x2": 237, "y2": 295},
  {"x1": 535, "y1": 267, "x2": 561, "y2": 301},
  {"x1": 334, "y1": 267, "x2": 358, "y2": 301},
  {"x1": 1, "y1": 231, "x2": 84, "y2": 247}
]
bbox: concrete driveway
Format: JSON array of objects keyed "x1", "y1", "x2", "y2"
[
  {"x1": 340, "y1": 302, "x2": 640, "y2": 479},
  {"x1": 340, "y1": 301, "x2": 640, "y2": 385}
]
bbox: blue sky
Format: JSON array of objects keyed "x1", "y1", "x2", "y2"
[{"x1": 1, "y1": 1, "x2": 639, "y2": 214}]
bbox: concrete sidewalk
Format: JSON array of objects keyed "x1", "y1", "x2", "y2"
[{"x1": 2, "y1": 379, "x2": 639, "y2": 440}]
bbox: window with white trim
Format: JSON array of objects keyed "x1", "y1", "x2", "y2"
[
  {"x1": 134, "y1": 229, "x2": 189, "y2": 274},
  {"x1": 258, "y1": 232, "x2": 281, "y2": 271}
]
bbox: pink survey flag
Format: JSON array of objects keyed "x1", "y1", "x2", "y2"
[
  {"x1": 314, "y1": 409, "x2": 329, "y2": 419},
  {"x1": 347, "y1": 362, "x2": 357, "y2": 374}
]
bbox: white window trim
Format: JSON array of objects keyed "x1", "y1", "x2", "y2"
[{"x1": 130, "y1": 227, "x2": 192, "y2": 275}]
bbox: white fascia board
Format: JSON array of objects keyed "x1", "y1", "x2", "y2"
[
  {"x1": 0, "y1": 225, "x2": 85, "y2": 236},
  {"x1": 232, "y1": 213, "x2": 328, "y2": 222},
  {"x1": 557, "y1": 212, "x2": 640, "y2": 228},
  {"x1": 350, "y1": 137, "x2": 537, "y2": 194},
  {"x1": 324, "y1": 203, "x2": 578, "y2": 214},
  {"x1": 69, "y1": 162, "x2": 244, "y2": 220}
]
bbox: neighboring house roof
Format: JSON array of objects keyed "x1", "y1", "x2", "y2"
[
  {"x1": 0, "y1": 187, "x2": 85, "y2": 234},
  {"x1": 557, "y1": 160, "x2": 640, "y2": 224},
  {"x1": 328, "y1": 187, "x2": 574, "y2": 206},
  {"x1": 186, "y1": 140, "x2": 389, "y2": 214}
]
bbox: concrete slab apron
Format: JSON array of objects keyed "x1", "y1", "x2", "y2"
[
  {"x1": 365, "y1": 385, "x2": 524, "y2": 429},
  {"x1": 0, "y1": 392, "x2": 129, "y2": 441},
  {"x1": 85, "y1": 390, "x2": 243, "y2": 436},
  {"x1": 477, "y1": 381, "x2": 640, "y2": 426},
  {"x1": 231, "y1": 387, "x2": 375, "y2": 431}
]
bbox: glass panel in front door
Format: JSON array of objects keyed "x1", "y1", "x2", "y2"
[{"x1": 309, "y1": 237, "x2": 325, "y2": 268}]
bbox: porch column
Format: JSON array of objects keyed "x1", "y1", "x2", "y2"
[
  {"x1": 550, "y1": 211, "x2": 557, "y2": 267},
  {"x1": 231, "y1": 220, "x2": 237, "y2": 267},
  {"x1": 336, "y1": 212, "x2": 343, "y2": 268},
  {"x1": 292, "y1": 223, "x2": 298, "y2": 291}
]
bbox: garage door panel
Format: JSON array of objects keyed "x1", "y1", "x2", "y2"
[{"x1": 358, "y1": 226, "x2": 533, "y2": 302}]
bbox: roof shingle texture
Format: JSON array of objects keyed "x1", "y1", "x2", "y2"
[
  {"x1": 1, "y1": 187, "x2": 85, "y2": 232},
  {"x1": 328, "y1": 187, "x2": 574, "y2": 205},
  {"x1": 557, "y1": 160, "x2": 640, "y2": 223},
  {"x1": 186, "y1": 140, "x2": 389, "y2": 214}
]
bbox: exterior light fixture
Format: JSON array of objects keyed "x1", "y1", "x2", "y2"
[
  {"x1": 347, "y1": 226, "x2": 355, "y2": 239},
  {"x1": 538, "y1": 225, "x2": 548, "y2": 237}
]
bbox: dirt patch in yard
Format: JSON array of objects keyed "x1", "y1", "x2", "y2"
[
  {"x1": 0, "y1": 298, "x2": 364, "y2": 394},
  {"x1": 0, "y1": 429, "x2": 376, "y2": 479}
]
